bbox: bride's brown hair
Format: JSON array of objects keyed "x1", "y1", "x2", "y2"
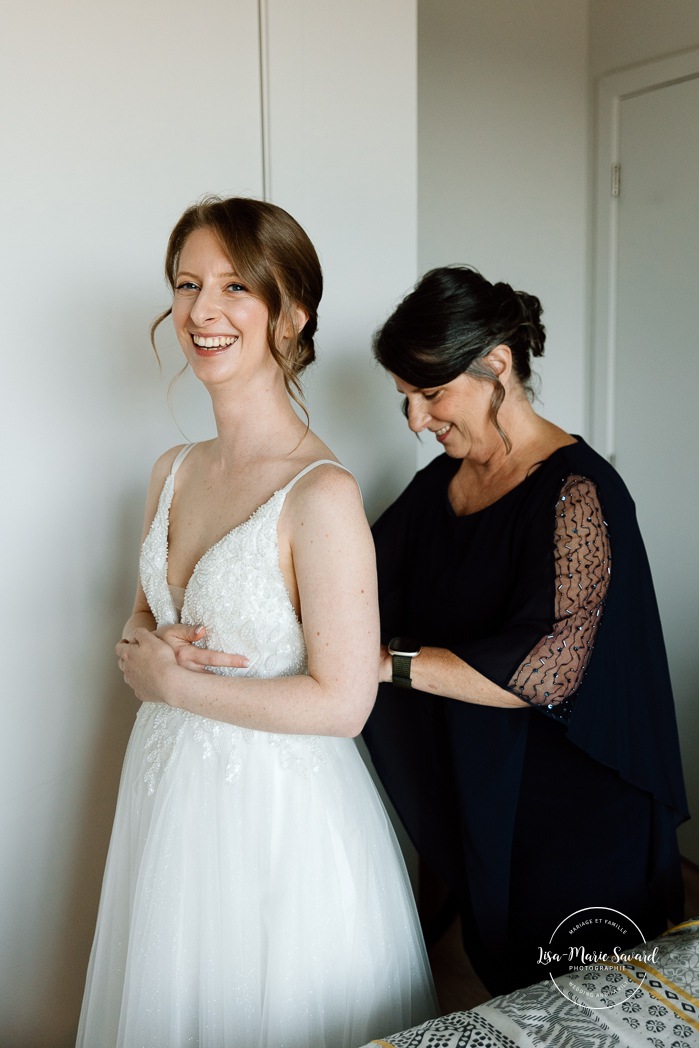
[{"x1": 152, "y1": 196, "x2": 323, "y2": 410}]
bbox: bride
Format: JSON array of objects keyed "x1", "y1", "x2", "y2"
[{"x1": 75, "y1": 196, "x2": 436, "y2": 1048}]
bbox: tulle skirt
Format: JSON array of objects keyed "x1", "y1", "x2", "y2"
[{"x1": 76, "y1": 703, "x2": 437, "y2": 1047}]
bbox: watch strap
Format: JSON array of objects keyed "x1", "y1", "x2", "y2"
[{"x1": 392, "y1": 652, "x2": 414, "y2": 689}]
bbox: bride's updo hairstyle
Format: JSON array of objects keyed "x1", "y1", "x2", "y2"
[
  {"x1": 152, "y1": 196, "x2": 323, "y2": 406},
  {"x1": 373, "y1": 266, "x2": 546, "y2": 450}
]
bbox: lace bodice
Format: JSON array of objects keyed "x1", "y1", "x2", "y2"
[{"x1": 139, "y1": 447, "x2": 345, "y2": 680}]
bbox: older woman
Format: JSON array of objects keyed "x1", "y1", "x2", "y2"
[{"x1": 363, "y1": 265, "x2": 688, "y2": 995}]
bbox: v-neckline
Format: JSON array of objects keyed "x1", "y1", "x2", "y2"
[
  {"x1": 158, "y1": 455, "x2": 345, "y2": 619},
  {"x1": 163, "y1": 474, "x2": 285, "y2": 605}
]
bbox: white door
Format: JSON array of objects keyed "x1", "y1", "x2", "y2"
[{"x1": 593, "y1": 54, "x2": 699, "y2": 860}]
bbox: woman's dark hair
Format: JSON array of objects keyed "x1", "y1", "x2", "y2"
[
  {"x1": 373, "y1": 266, "x2": 545, "y2": 449},
  {"x1": 152, "y1": 196, "x2": 323, "y2": 409}
]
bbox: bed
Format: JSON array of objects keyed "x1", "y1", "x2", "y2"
[{"x1": 361, "y1": 920, "x2": 699, "y2": 1047}]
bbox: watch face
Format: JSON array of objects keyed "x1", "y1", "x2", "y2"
[{"x1": 388, "y1": 636, "x2": 421, "y2": 658}]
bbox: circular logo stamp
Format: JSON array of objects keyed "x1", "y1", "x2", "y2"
[{"x1": 537, "y1": 906, "x2": 655, "y2": 1010}]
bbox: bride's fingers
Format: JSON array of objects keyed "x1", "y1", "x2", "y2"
[
  {"x1": 176, "y1": 647, "x2": 249, "y2": 671},
  {"x1": 154, "y1": 624, "x2": 206, "y2": 646}
]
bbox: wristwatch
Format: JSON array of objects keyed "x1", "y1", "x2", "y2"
[{"x1": 387, "y1": 637, "x2": 422, "y2": 689}]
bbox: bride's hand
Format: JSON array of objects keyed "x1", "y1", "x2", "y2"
[
  {"x1": 115, "y1": 627, "x2": 249, "y2": 703},
  {"x1": 152, "y1": 624, "x2": 249, "y2": 674},
  {"x1": 115, "y1": 629, "x2": 176, "y2": 703}
]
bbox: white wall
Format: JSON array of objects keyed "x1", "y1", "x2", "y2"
[
  {"x1": 262, "y1": 0, "x2": 418, "y2": 520},
  {"x1": 417, "y1": 0, "x2": 590, "y2": 468},
  {"x1": 589, "y1": 0, "x2": 699, "y2": 77},
  {"x1": 1, "y1": 1, "x2": 417, "y2": 1043}
]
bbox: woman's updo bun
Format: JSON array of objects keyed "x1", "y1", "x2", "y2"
[{"x1": 491, "y1": 282, "x2": 546, "y2": 379}]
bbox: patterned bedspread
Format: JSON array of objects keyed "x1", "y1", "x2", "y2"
[{"x1": 363, "y1": 920, "x2": 699, "y2": 1048}]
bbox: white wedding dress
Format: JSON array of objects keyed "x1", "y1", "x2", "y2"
[{"x1": 76, "y1": 446, "x2": 436, "y2": 1048}]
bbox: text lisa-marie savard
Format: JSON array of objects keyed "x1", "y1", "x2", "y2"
[{"x1": 537, "y1": 946, "x2": 660, "y2": 966}]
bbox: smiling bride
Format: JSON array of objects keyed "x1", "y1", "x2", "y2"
[{"x1": 75, "y1": 197, "x2": 436, "y2": 1048}]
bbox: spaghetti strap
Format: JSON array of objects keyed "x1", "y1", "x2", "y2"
[
  {"x1": 169, "y1": 443, "x2": 196, "y2": 477},
  {"x1": 279, "y1": 459, "x2": 354, "y2": 496}
]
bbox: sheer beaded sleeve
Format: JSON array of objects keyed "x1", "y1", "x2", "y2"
[{"x1": 509, "y1": 475, "x2": 610, "y2": 710}]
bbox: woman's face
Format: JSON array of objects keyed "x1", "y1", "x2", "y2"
[
  {"x1": 391, "y1": 367, "x2": 500, "y2": 461},
  {"x1": 172, "y1": 226, "x2": 275, "y2": 388}
]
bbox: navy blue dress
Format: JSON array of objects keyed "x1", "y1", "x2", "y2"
[{"x1": 364, "y1": 439, "x2": 688, "y2": 994}]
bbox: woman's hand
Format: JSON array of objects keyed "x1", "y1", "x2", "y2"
[
  {"x1": 115, "y1": 626, "x2": 249, "y2": 705},
  {"x1": 115, "y1": 629, "x2": 178, "y2": 704},
  {"x1": 377, "y1": 642, "x2": 528, "y2": 708},
  {"x1": 152, "y1": 624, "x2": 249, "y2": 674}
]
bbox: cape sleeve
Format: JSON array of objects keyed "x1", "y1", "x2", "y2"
[{"x1": 449, "y1": 473, "x2": 610, "y2": 721}]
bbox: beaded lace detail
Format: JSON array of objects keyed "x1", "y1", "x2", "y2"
[
  {"x1": 509, "y1": 475, "x2": 611, "y2": 716},
  {"x1": 138, "y1": 450, "x2": 345, "y2": 790}
]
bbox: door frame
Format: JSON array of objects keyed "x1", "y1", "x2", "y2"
[{"x1": 590, "y1": 47, "x2": 699, "y2": 459}]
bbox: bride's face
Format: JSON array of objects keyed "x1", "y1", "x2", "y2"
[{"x1": 172, "y1": 226, "x2": 275, "y2": 387}]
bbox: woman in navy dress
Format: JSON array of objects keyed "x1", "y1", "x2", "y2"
[{"x1": 363, "y1": 265, "x2": 688, "y2": 995}]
